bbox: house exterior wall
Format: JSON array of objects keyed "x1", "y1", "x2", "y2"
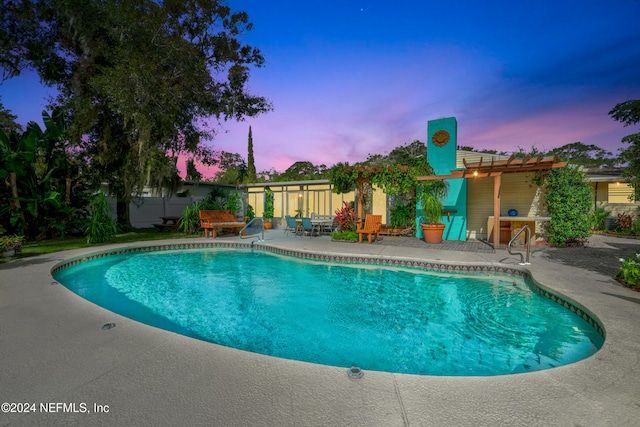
[
  {"x1": 372, "y1": 187, "x2": 387, "y2": 224},
  {"x1": 608, "y1": 182, "x2": 633, "y2": 203},
  {"x1": 245, "y1": 181, "x2": 361, "y2": 227},
  {"x1": 592, "y1": 182, "x2": 637, "y2": 221},
  {"x1": 592, "y1": 182, "x2": 609, "y2": 208},
  {"x1": 466, "y1": 173, "x2": 546, "y2": 240},
  {"x1": 466, "y1": 177, "x2": 494, "y2": 240}
]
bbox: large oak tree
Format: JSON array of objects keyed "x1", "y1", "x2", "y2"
[{"x1": 1, "y1": 0, "x2": 270, "y2": 226}]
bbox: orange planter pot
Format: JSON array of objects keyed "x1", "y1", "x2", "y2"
[
  {"x1": 264, "y1": 221, "x2": 273, "y2": 229},
  {"x1": 421, "y1": 223, "x2": 445, "y2": 244}
]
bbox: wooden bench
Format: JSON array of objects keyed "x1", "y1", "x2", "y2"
[
  {"x1": 356, "y1": 214, "x2": 382, "y2": 244},
  {"x1": 199, "y1": 210, "x2": 246, "y2": 238}
]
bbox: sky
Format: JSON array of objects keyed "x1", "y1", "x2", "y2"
[{"x1": 2, "y1": 0, "x2": 639, "y2": 177}]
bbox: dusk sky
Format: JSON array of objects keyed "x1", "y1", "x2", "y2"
[{"x1": 2, "y1": 0, "x2": 639, "y2": 177}]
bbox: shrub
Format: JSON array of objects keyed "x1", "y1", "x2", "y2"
[
  {"x1": 590, "y1": 207, "x2": 609, "y2": 231},
  {"x1": 330, "y1": 230, "x2": 358, "y2": 241},
  {"x1": 222, "y1": 192, "x2": 242, "y2": 216},
  {"x1": 390, "y1": 203, "x2": 414, "y2": 227},
  {"x1": 615, "y1": 212, "x2": 634, "y2": 232},
  {"x1": 334, "y1": 201, "x2": 357, "y2": 232},
  {"x1": 84, "y1": 193, "x2": 117, "y2": 244},
  {"x1": 617, "y1": 254, "x2": 640, "y2": 290},
  {"x1": 418, "y1": 179, "x2": 447, "y2": 224},
  {"x1": 543, "y1": 166, "x2": 592, "y2": 247},
  {"x1": 179, "y1": 201, "x2": 202, "y2": 235}
]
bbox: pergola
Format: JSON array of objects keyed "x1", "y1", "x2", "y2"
[
  {"x1": 418, "y1": 155, "x2": 567, "y2": 246},
  {"x1": 337, "y1": 164, "x2": 415, "y2": 221}
]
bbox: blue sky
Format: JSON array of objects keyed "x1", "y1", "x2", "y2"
[{"x1": 2, "y1": 0, "x2": 639, "y2": 176}]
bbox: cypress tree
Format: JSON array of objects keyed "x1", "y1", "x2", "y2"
[{"x1": 247, "y1": 126, "x2": 257, "y2": 182}]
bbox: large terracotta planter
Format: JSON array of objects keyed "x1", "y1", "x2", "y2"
[
  {"x1": 264, "y1": 221, "x2": 273, "y2": 229},
  {"x1": 421, "y1": 223, "x2": 445, "y2": 244}
]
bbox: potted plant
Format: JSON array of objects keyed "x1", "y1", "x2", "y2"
[
  {"x1": 263, "y1": 186, "x2": 274, "y2": 229},
  {"x1": 418, "y1": 180, "x2": 448, "y2": 244},
  {"x1": 1, "y1": 235, "x2": 23, "y2": 258}
]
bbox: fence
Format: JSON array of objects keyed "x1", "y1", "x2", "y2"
[{"x1": 106, "y1": 196, "x2": 198, "y2": 228}]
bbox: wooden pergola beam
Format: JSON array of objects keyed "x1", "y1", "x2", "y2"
[{"x1": 493, "y1": 173, "x2": 502, "y2": 248}]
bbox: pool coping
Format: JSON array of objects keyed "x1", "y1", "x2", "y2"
[{"x1": 1, "y1": 233, "x2": 639, "y2": 426}]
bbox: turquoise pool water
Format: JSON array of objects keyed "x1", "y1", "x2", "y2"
[{"x1": 53, "y1": 248, "x2": 603, "y2": 376}]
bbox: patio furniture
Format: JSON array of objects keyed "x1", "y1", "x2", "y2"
[
  {"x1": 153, "y1": 216, "x2": 181, "y2": 231},
  {"x1": 284, "y1": 215, "x2": 301, "y2": 236},
  {"x1": 199, "y1": 210, "x2": 246, "y2": 238},
  {"x1": 300, "y1": 217, "x2": 321, "y2": 238},
  {"x1": 310, "y1": 213, "x2": 336, "y2": 235},
  {"x1": 356, "y1": 214, "x2": 382, "y2": 244}
]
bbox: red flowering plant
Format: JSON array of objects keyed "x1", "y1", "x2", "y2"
[{"x1": 334, "y1": 201, "x2": 357, "y2": 232}]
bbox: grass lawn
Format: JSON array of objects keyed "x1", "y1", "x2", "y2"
[{"x1": 1, "y1": 228, "x2": 200, "y2": 263}]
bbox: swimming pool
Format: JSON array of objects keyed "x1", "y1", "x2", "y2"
[{"x1": 52, "y1": 245, "x2": 604, "y2": 376}]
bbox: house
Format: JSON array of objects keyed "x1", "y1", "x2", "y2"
[
  {"x1": 418, "y1": 117, "x2": 567, "y2": 247},
  {"x1": 106, "y1": 119, "x2": 638, "y2": 236}
]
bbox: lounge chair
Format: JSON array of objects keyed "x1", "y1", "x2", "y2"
[{"x1": 356, "y1": 214, "x2": 382, "y2": 244}]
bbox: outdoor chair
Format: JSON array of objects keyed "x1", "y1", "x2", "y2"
[
  {"x1": 300, "y1": 217, "x2": 321, "y2": 238},
  {"x1": 356, "y1": 214, "x2": 382, "y2": 244},
  {"x1": 284, "y1": 215, "x2": 301, "y2": 236}
]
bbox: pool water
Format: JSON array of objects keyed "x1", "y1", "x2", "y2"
[{"x1": 54, "y1": 248, "x2": 603, "y2": 376}]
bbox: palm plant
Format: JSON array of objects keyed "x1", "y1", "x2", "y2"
[
  {"x1": 179, "y1": 201, "x2": 202, "y2": 235},
  {"x1": 419, "y1": 180, "x2": 447, "y2": 224}
]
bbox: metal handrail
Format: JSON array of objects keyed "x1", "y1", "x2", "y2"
[
  {"x1": 507, "y1": 225, "x2": 531, "y2": 265},
  {"x1": 240, "y1": 217, "x2": 264, "y2": 242}
]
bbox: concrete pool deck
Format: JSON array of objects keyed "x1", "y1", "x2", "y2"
[{"x1": 1, "y1": 232, "x2": 639, "y2": 426}]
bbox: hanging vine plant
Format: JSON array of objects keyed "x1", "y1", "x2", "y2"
[
  {"x1": 328, "y1": 162, "x2": 433, "y2": 199},
  {"x1": 327, "y1": 162, "x2": 361, "y2": 194},
  {"x1": 328, "y1": 160, "x2": 435, "y2": 225},
  {"x1": 370, "y1": 165, "x2": 424, "y2": 198}
]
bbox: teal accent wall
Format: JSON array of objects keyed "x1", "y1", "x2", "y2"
[
  {"x1": 427, "y1": 117, "x2": 457, "y2": 175},
  {"x1": 417, "y1": 117, "x2": 467, "y2": 241},
  {"x1": 442, "y1": 178, "x2": 467, "y2": 240}
]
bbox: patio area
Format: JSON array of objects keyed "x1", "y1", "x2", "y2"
[{"x1": 1, "y1": 231, "x2": 639, "y2": 426}]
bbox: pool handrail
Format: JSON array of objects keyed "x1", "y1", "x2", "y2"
[
  {"x1": 508, "y1": 225, "x2": 530, "y2": 265},
  {"x1": 240, "y1": 217, "x2": 264, "y2": 241}
]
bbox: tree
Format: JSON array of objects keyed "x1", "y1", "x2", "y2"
[
  {"x1": 247, "y1": 126, "x2": 257, "y2": 182},
  {"x1": 185, "y1": 159, "x2": 203, "y2": 182},
  {"x1": 365, "y1": 140, "x2": 426, "y2": 168},
  {"x1": 610, "y1": 100, "x2": 640, "y2": 127},
  {"x1": 0, "y1": 99, "x2": 22, "y2": 134},
  {"x1": 547, "y1": 142, "x2": 618, "y2": 169},
  {"x1": 214, "y1": 151, "x2": 247, "y2": 184},
  {"x1": 277, "y1": 161, "x2": 328, "y2": 181},
  {"x1": 610, "y1": 99, "x2": 640, "y2": 200},
  {"x1": 3, "y1": 0, "x2": 271, "y2": 227},
  {"x1": 0, "y1": 109, "x2": 90, "y2": 239}
]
